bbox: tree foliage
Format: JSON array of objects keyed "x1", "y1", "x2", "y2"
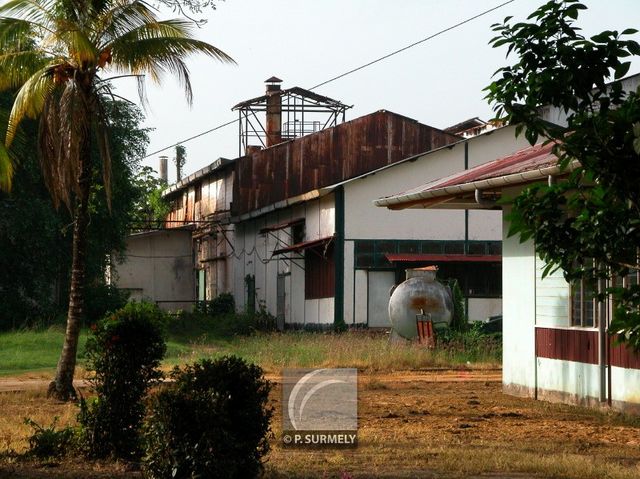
[
  {"x1": 0, "y1": 98, "x2": 148, "y2": 330},
  {"x1": 485, "y1": 0, "x2": 640, "y2": 348},
  {"x1": 130, "y1": 165, "x2": 170, "y2": 230},
  {"x1": 0, "y1": 0, "x2": 233, "y2": 399}
]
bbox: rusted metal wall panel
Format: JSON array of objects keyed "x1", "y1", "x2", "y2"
[
  {"x1": 535, "y1": 327, "x2": 598, "y2": 365},
  {"x1": 232, "y1": 110, "x2": 460, "y2": 216},
  {"x1": 609, "y1": 337, "x2": 640, "y2": 369},
  {"x1": 165, "y1": 169, "x2": 233, "y2": 227}
]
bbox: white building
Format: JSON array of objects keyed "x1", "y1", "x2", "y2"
[
  {"x1": 231, "y1": 117, "x2": 529, "y2": 329},
  {"x1": 375, "y1": 142, "x2": 640, "y2": 413}
]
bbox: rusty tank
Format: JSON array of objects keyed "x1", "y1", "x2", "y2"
[{"x1": 388, "y1": 267, "x2": 453, "y2": 340}]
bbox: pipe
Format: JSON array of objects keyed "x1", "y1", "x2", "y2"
[
  {"x1": 598, "y1": 274, "x2": 607, "y2": 403},
  {"x1": 548, "y1": 175, "x2": 556, "y2": 186},
  {"x1": 374, "y1": 160, "x2": 580, "y2": 209},
  {"x1": 474, "y1": 189, "x2": 498, "y2": 208}
]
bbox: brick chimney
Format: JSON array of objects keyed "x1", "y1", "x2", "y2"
[{"x1": 265, "y1": 76, "x2": 282, "y2": 147}]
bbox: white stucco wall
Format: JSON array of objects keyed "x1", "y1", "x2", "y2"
[
  {"x1": 611, "y1": 366, "x2": 640, "y2": 407},
  {"x1": 536, "y1": 357, "x2": 601, "y2": 402},
  {"x1": 113, "y1": 230, "x2": 194, "y2": 311},
  {"x1": 502, "y1": 198, "x2": 536, "y2": 392},
  {"x1": 468, "y1": 298, "x2": 502, "y2": 322},
  {"x1": 232, "y1": 195, "x2": 336, "y2": 326}
]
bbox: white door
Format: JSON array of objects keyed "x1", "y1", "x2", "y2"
[{"x1": 367, "y1": 271, "x2": 396, "y2": 327}]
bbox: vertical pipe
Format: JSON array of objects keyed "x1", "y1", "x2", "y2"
[
  {"x1": 159, "y1": 155, "x2": 168, "y2": 183},
  {"x1": 334, "y1": 186, "x2": 346, "y2": 330},
  {"x1": 598, "y1": 273, "x2": 607, "y2": 403},
  {"x1": 464, "y1": 141, "x2": 469, "y2": 321}
]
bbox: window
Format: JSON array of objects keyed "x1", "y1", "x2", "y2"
[
  {"x1": 194, "y1": 182, "x2": 202, "y2": 202},
  {"x1": 571, "y1": 279, "x2": 596, "y2": 327},
  {"x1": 305, "y1": 243, "x2": 335, "y2": 299},
  {"x1": 292, "y1": 222, "x2": 305, "y2": 244}
]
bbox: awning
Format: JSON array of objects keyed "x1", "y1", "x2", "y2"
[
  {"x1": 385, "y1": 253, "x2": 501, "y2": 263},
  {"x1": 272, "y1": 236, "x2": 334, "y2": 256},
  {"x1": 259, "y1": 217, "x2": 304, "y2": 234}
]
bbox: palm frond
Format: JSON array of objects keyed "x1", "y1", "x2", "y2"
[
  {"x1": 93, "y1": 0, "x2": 158, "y2": 48},
  {"x1": 0, "y1": 0, "x2": 56, "y2": 28},
  {"x1": 0, "y1": 140, "x2": 13, "y2": 191},
  {"x1": 7, "y1": 65, "x2": 55, "y2": 145},
  {"x1": 0, "y1": 50, "x2": 50, "y2": 90},
  {"x1": 108, "y1": 20, "x2": 234, "y2": 103},
  {"x1": 52, "y1": 27, "x2": 98, "y2": 66},
  {"x1": 0, "y1": 17, "x2": 35, "y2": 50}
]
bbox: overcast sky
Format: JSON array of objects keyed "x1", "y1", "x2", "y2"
[{"x1": 115, "y1": 0, "x2": 640, "y2": 183}]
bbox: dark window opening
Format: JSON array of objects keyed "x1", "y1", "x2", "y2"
[
  {"x1": 292, "y1": 222, "x2": 305, "y2": 244},
  {"x1": 305, "y1": 243, "x2": 335, "y2": 299}
]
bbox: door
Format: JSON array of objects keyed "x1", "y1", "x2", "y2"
[
  {"x1": 197, "y1": 269, "x2": 206, "y2": 302},
  {"x1": 367, "y1": 271, "x2": 396, "y2": 327}
]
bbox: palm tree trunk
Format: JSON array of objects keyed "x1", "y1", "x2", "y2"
[{"x1": 47, "y1": 153, "x2": 92, "y2": 401}]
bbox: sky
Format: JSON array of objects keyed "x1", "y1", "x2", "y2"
[{"x1": 114, "y1": 0, "x2": 640, "y2": 183}]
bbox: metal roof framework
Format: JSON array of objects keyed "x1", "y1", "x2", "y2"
[{"x1": 232, "y1": 86, "x2": 352, "y2": 156}]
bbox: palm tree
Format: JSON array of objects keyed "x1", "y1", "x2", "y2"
[{"x1": 0, "y1": 0, "x2": 233, "y2": 400}]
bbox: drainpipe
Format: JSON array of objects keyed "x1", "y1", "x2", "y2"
[
  {"x1": 464, "y1": 143, "x2": 469, "y2": 322},
  {"x1": 598, "y1": 271, "x2": 607, "y2": 403},
  {"x1": 334, "y1": 186, "x2": 346, "y2": 331},
  {"x1": 474, "y1": 189, "x2": 498, "y2": 208}
]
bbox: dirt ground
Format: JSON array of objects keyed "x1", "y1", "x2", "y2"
[{"x1": 1, "y1": 370, "x2": 639, "y2": 478}]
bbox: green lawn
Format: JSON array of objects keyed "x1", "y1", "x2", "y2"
[{"x1": 0, "y1": 323, "x2": 501, "y2": 377}]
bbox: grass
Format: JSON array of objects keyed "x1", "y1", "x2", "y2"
[{"x1": 0, "y1": 319, "x2": 501, "y2": 377}]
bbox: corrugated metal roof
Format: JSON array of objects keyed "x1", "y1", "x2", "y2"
[
  {"x1": 162, "y1": 157, "x2": 233, "y2": 197},
  {"x1": 374, "y1": 142, "x2": 565, "y2": 209},
  {"x1": 233, "y1": 110, "x2": 460, "y2": 217}
]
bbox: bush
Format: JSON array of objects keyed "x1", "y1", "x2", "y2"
[
  {"x1": 84, "y1": 283, "x2": 129, "y2": 325},
  {"x1": 78, "y1": 302, "x2": 166, "y2": 459},
  {"x1": 143, "y1": 356, "x2": 273, "y2": 479},
  {"x1": 447, "y1": 279, "x2": 467, "y2": 332},
  {"x1": 166, "y1": 311, "x2": 255, "y2": 338},
  {"x1": 24, "y1": 417, "x2": 75, "y2": 459},
  {"x1": 195, "y1": 292, "x2": 235, "y2": 315}
]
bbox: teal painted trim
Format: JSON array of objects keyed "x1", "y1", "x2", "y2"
[
  {"x1": 464, "y1": 141, "x2": 469, "y2": 255},
  {"x1": 334, "y1": 186, "x2": 346, "y2": 330}
]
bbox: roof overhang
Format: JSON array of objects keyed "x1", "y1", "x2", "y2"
[
  {"x1": 272, "y1": 236, "x2": 334, "y2": 256},
  {"x1": 259, "y1": 217, "x2": 305, "y2": 234},
  {"x1": 162, "y1": 157, "x2": 233, "y2": 197},
  {"x1": 374, "y1": 141, "x2": 578, "y2": 210}
]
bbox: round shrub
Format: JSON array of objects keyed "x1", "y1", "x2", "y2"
[
  {"x1": 143, "y1": 356, "x2": 273, "y2": 479},
  {"x1": 79, "y1": 301, "x2": 166, "y2": 459}
]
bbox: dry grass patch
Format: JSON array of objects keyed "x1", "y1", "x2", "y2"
[{"x1": 2, "y1": 371, "x2": 639, "y2": 478}]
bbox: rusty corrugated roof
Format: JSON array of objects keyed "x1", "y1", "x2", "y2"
[
  {"x1": 232, "y1": 110, "x2": 460, "y2": 217},
  {"x1": 375, "y1": 142, "x2": 560, "y2": 209}
]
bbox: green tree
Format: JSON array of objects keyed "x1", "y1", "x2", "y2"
[
  {"x1": 0, "y1": 0, "x2": 233, "y2": 400},
  {"x1": 0, "y1": 97, "x2": 149, "y2": 329},
  {"x1": 131, "y1": 165, "x2": 170, "y2": 230},
  {"x1": 485, "y1": 0, "x2": 640, "y2": 349}
]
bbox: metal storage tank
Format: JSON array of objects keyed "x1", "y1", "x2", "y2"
[{"x1": 388, "y1": 266, "x2": 453, "y2": 340}]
